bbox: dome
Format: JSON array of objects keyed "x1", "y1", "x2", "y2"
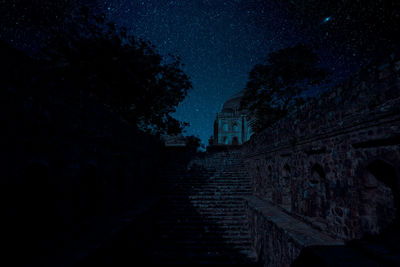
[{"x1": 222, "y1": 91, "x2": 244, "y2": 112}]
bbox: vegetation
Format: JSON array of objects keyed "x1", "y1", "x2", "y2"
[
  {"x1": 240, "y1": 43, "x2": 329, "y2": 133},
  {"x1": 184, "y1": 135, "x2": 203, "y2": 152},
  {"x1": 38, "y1": 7, "x2": 192, "y2": 135}
]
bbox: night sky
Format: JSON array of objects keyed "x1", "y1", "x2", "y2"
[
  {"x1": 2, "y1": 0, "x2": 399, "y2": 145},
  {"x1": 101, "y1": 0, "x2": 296, "y2": 146}
]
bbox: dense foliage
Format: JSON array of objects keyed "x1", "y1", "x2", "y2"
[
  {"x1": 240, "y1": 43, "x2": 329, "y2": 133},
  {"x1": 40, "y1": 7, "x2": 192, "y2": 135}
]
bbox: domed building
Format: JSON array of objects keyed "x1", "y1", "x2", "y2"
[{"x1": 213, "y1": 91, "x2": 253, "y2": 145}]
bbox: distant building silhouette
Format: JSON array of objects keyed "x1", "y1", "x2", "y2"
[
  {"x1": 161, "y1": 133, "x2": 187, "y2": 147},
  {"x1": 213, "y1": 92, "x2": 253, "y2": 145}
]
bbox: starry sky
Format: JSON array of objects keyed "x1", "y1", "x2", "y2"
[
  {"x1": 96, "y1": 1, "x2": 311, "y2": 145},
  {"x1": 95, "y1": 0, "x2": 398, "y2": 145},
  {"x1": 100, "y1": 0, "x2": 298, "y2": 145},
  {"x1": 1, "y1": 0, "x2": 399, "y2": 146}
]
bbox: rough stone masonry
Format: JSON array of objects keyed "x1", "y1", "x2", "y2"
[{"x1": 241, "y1": 53, "x2": 400, "y2": 266}]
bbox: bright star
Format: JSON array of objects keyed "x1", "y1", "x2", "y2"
[{"x1": 322, "y1": 16, "x2": 332, "y2": 24}]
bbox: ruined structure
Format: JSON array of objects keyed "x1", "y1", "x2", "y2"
[
  {"x1": 161, "y1": 133, "x2": 187, "y2": 147},
  {"x1": 4, "y1": 39, "x2": 400, "y2": 266},
  {"x1": 213, "y1": 92, "x2": 253, "y2": 145},
  {"x1": 242, "y1": 53, "x2": 400, "y2": 265}
]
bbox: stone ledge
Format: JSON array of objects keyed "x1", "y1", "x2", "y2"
[{"x1": 244, "y1": 196, "x2": 344, "y2": 248}]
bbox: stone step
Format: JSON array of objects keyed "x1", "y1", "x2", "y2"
[
  {"x1": 152, "y1": 247, "x2": 257, "y2": 258},
  {"x1": 157, "y1": 216, "x2": 248, "y2": 223},
  {"x1": 166, "y1": 187, "x2": 252, "y2": 191},
  {"x1": 165, "y1": 200, "x2": 246, "y2": 205},
  {"x1": 167, "y1": 188, "x2": 252, "y2": 192},
  {"x1": 217, "y1": 173, "x2": 249, "y2": 176},
  {"x1": 163, "y1": 184, "x2": 251, "y2": 188},
  {"x1": 167, "y1": 204, "x2": 247, "y2": 209},
  {"x1": 163, "y1": 177, "x2": 251, "y2": 181},
  {"x1": 159, "y1": 208, "x2": 247, "y2": 215},
  {"x1": 165, "y1": 187, "x2": 252, "y2": 192},
  {"x1": 166, "y1": 189, "x2": 252, "y2": 192},
  {"x1": 157, "y1": 222, "x2": 249, "y2": 230},
  {"x1": 165, "y1": 191, "x2": 251, "y2": 195},
  {"x1": 155, "y1": 231, "x2": 252, "y2": 240},
  {"x1": 157, "y1": 224, "x2": 251, "y2": 232},
  {"x1": 166, "y1": 203, "x2": 246, "y2": 208},
  {"x1": 152, "y1": 243, "x2": 253, "y2": 252},
  {"x1": 160, "y1": 210, "x2": 247, "y2": 216},
  {"x1": 163, "y1": 210, "x2": 247, "y2": 215},
  {"x1": 158, "y1": 229, "x2": 251, "y2": 238},
  {"x1": 158, "y1": 216, "x2": 247, "y2": 225},
  {"x1": 168, "y1": 195, "x2": 248, "y2": 199},
  {"x1": 164, "y1": 202, "x2": 246, "y2": 207},
  {"x1": 165, "y1": 201, "x2": 247, "y2": 205},
  {"x1": 156, "y1": 239, "x2": 252, "y2": 247},
  {"x1": 166, "y1": 186, "x2": 251, "y2": 189},
  {"x1": 191, "y1": 201, "x2": 248, "y2": 206},
  {"x1": 151, "y1": 153, "x2": 255, "y2": 265},
  {"x1": 204, "y1": 178, "x2": 251, "y2": 181},
  {"x1": 197, "y1": 211, "x2": 247, "y2": 216},
  {"x1": 167, "y1": 182, "x2": 250, "y2": 185},
  {"x1": 151, "y1": 249, "x2": 257, "y2": 265},
  {"x1": 156, "y1": 235, "x2": 251, "y2": 244},
  {"x1": 161, "y1": 177, "x2": 251, "y2": 181},
  {"x1": 165, "y1": 192, "x2": 252, "y2": 196},
  {"x1": 166, "y1": 183, "x2": 251, "y2": 186},
  {"x1": 163, "y1": 174, "x2": 249, "y2": 177}
]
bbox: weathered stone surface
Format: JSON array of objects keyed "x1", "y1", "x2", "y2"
[
  {"x1": 152, "y1": 149, "x2": 257, "y2": 264},
  {"x1": 245, "y1": 196, "x2": 343, "y2": 266},
  {"x1": 241, "y1": 53, "x2": 400, "y2": 265}
]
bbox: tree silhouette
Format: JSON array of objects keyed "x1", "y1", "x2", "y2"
[
  {"x1": 240, "y1": 43, "x2": 329, "y2": 133},
  {"x1": 184, "y1": 135, "x2": 203, "y2": 152},
  {"x1": 40, "y1": 7, "x2": 192, "y2": 135}
]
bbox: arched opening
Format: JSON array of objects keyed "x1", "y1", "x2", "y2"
[
  {"x1": 223, "y1": 136, "x2": 229, "y2": 145},
  {"x1": 305, "y1": 164, "x2": 327, "y2": 218},
  {"x1": 311, "y1": 164, "x2": 325, "y2": 184},
  {"x1": 367, "y1": 160, "x2": 398, "y2": 193},
  {"x1": 232, "y1": 136, "x2": 239, "y2": 145},
  {"x1": 360, "y1": 159, "x2": 398, "y2": 234},
  {"x1": 281, "y1": 164, "x2": 292, "y2": 211},
  {"x1": 233, "y1": 123, "x2": 239, "y2": 132},
  {"x1": 282, "y1": 164, "x2": 291, "y2": 178},
  {"x1": 255, "y1": 164, "x2": 262, "y2": 194},
  {"x1": 222, "y1": 123, "x2": 229, "y2": 132}
]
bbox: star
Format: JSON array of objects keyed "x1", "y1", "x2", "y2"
[{"x1": 322, "y1": 16, "x2": 332, "y2": 24}]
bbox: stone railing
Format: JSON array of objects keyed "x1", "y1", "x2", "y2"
[{"x1": 241, "y1": 53, "x2": 400, "y2": 265}]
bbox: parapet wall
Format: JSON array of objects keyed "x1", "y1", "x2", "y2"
[{"x1": 241, "y1": 54, "x2": 400, "y2": 264}]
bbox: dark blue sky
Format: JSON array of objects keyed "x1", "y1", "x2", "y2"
[
  {"x1": 3, "y1": 0, "x2": 396, "y2": 145},
  {"x1": 99, "y1": 0, "x2": 315, "y2": 145}
]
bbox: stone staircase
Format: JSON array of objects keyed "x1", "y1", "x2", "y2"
[
  {"x1": 151, "y1": 149, "x2": 258, "y2": 265},
  {"x1": 76, "y1": 149, "x2": 258, "y2": 266}
]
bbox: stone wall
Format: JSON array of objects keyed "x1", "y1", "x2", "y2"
[
  {"x1": 242, "y1": 54, "x2": 400, "y2": 265},
  {"x1": 245, "y1": 196, "x2": 344, "y2": 267}
]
